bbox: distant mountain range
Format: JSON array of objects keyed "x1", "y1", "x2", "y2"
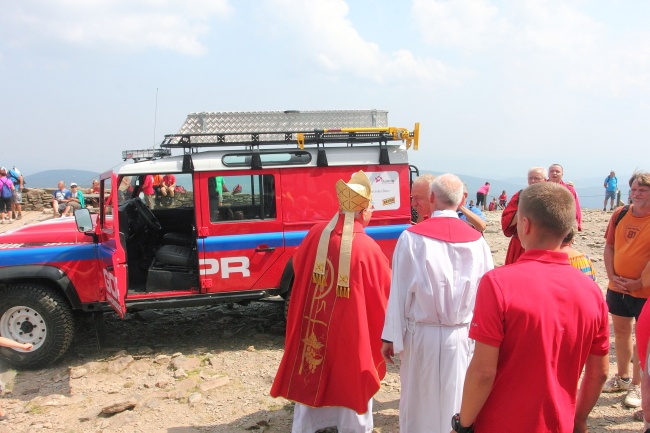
[
  {"x1": 421, "y1": 170, "x2": 622, "y2": 211},
  {"x1": 24, "y1": 169, "x2": 101, "y2": 189},
  {"x1": 24, "y1": 168, "x2": 619, "y2": 210}
]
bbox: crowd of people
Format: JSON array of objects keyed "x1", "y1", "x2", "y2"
[
  {"x1": 48, "y1": 173, "x2": 178, "y2": 217},
  {"x1": 51, "y1": 180, "x2": 87, "y2": 217},
  {"x1": 2, "y1": 163, "x2": 648, "y2": 431},
  {"x1": 270, "y1": 166, "x2": 650, "y2": 433}
]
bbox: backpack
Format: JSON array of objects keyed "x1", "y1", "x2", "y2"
[
  {"x1": 0, "y1": 179, "x2": 12, "y2": 199},
  {"x1": 8, "y1": 169, "x2": 23, "y2": 187}
]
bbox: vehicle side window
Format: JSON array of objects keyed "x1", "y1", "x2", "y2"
[
  {"x1": 208, "y1": 174, "x2": 276, "y2": 222},
  {"x1": 127, "y1": 173, "x2": 193, "y2": 210}
]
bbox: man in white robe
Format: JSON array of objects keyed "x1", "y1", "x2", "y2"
[{"x1": 381, "y1": 173, "x2": 494, "y2": 433}]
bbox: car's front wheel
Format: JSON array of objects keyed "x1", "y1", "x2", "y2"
[{"x1": 0, "y1": 283, "x2": 75, "y2": 369}]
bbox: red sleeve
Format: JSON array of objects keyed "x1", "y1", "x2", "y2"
[
  {"x1": 604, "y1": 207, "x2": 624, "y2": 245},
  {"x1": 590, "y1": 293, "x2": 610, "y2": 357},
  {"x1": 469, "y1": 272, "x2": 504, "y2": 348},
  {"x1": 569, "y1": 185, "x2": 582, "y2": 231},
  {"x1": 500, "y1": 192, "x2": 519, "y2": 237}
]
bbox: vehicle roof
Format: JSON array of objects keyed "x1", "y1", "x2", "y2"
[{"x1": 117, "y1": 143, "x2": 410, "y2": 175}]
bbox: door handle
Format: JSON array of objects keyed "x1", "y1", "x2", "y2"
[{"x1": 255, "y1": 244, "x2": 275, "y2": 252}]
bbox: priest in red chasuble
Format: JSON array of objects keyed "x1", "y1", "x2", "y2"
[{"x1": 270, "y1": 171, "x2": 391, "y2": 433}]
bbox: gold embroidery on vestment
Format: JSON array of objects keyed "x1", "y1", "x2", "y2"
[{"x1": 298, "y1": 259, "x2": 333, "y2": 375}]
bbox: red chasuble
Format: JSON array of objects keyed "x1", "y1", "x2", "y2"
[
  {"x1": 270, "y1": 215, "x2": 391, "y2": 414},
  {"x1": 408, "y1": 214, "x2": 483, "y2": 242}
]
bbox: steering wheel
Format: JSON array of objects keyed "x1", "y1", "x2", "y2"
[{"x1": 133, "y1": 198, "x2": 162, "y2": 231}]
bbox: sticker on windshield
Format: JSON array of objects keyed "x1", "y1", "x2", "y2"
[{"x1": 367, "y1": 171, "x2": 400, "y2": 211}]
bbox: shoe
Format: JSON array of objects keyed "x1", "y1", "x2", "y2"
[
  {"x1": 634, "y1": 409, "x2": 644, "y2": 422},
  {"x1": 603, "y1": 207, "x2": 607, "y2": 211},
  {"x1": 8, "y1": 219, "x2": 13, "y2": 222},
  {"x1": 610, "y1": 207, "x2": 615, "y2": 211},
  {"x1": 602, "y1": 374, "x2": 631, "y2": 392},
  {"x1": 17, "y1": 213, "x2": 22, "y2": 220},
  {"x1": 625, "y1": 384, "x2": 642, "y2": 408}
]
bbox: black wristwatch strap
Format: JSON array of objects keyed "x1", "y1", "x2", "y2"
[{"x1": 452, "y1": 413, "x2": 474, "y2": 433}]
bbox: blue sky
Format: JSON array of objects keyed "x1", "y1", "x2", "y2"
[{"x1": 1, "y1": 0, "x2": 649, "y2": 185}]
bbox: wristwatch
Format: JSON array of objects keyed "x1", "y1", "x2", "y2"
[{"x1": 451, "y1": 413, "x2": 474, "y2": 433}]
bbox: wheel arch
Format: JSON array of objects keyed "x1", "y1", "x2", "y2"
[
  {"x1": 279, "y1": 258, "x2": 294, "y2": 298},
  {"x1": 0, "y1": 265, "x2": 82, "y2": 310}
]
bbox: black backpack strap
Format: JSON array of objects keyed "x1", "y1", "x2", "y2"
[{"x1": 615, "y1": 205, "x2": 630, "y2": 227}]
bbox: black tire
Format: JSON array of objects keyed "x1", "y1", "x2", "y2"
[
  {"x1": 283, "y1": 283, "x2": 292, "y2": 320},
  {"x1": 0, "y1": 284, "x2": 75, "y2": 369},
  {"x1": 283, "y1": 289, "x2": 291, "y2": 320}
]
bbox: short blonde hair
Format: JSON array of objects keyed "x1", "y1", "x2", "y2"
[{"x1": 519, "y1": 182, "x2": 574, "y2": 239}]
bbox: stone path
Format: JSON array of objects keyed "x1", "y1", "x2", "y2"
[{"x1": 0, "y1": 210, "x2": 54, "y2": 235}]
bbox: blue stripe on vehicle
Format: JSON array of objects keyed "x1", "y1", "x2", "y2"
[
  {"x1": 0, "y1": 244, "x2": 97, "y2": 267},
  {"x1": 284, "y1": 231, "x2": 310, "y2": 247},
  {"x1": 201, "y1": 232, "x2": 285, "y2": 252},
  {"x1": 365, "y1": 224, "x2": 410, "y2": 240},
  {"x1": 200, "y1": 224, "x2": 409, "y2": 253}
]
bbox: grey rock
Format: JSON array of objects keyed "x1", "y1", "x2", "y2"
[
  {"x1": 171, "y1": 356, "x2": 201, "y2": 371},
  {"x1": 108, "y1": 355, "x2": 134, "y2": 374}
]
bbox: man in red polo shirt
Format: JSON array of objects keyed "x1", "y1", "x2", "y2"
[{"x1": 454, "y1": 182, "x2": 608, "y2": 433}]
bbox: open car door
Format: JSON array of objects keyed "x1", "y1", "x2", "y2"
[{"x1": 97, "y1": 171, "x2": 128, "y2": 318}]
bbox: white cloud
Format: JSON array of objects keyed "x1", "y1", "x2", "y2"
[
  {"x1": 263, "y1": 0, "x2": 472, "y2": 86},
  {"x1": 412, "y1": 0, "x2": 506, "y2": 51},
  {"x1": 412, "y1": 0, "x2": 650, "y2": 97},
  {"x1": 514, "y1": 0, "x2": 650, "y2": 96},
  {"x1": 0, "y1": 0, "x2": 232, "y2": 55}
]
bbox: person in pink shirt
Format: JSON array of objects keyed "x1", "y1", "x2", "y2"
[{"x1": 476, "y1": 182, "x2": 490, "y2": 211}]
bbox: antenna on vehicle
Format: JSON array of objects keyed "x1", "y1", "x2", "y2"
[{"x1": 152, "y1": 88, "x2": 159, "y2": 149}]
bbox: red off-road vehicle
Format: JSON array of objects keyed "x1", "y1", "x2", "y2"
[{"x1": 0, "y1": 110, "x2": 419, "y2": 368}]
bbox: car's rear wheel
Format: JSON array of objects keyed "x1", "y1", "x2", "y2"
[{"x1": 0, "y1": 284, "x2": 75, "y2": 369}]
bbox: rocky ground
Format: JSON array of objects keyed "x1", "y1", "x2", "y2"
[{"x1": 0, "y1": 209, "x2": 644, "y2": 432}]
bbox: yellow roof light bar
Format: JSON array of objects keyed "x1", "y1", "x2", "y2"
[{"x1": 296, "y1": 123, "x2": 420, "y2": 150}]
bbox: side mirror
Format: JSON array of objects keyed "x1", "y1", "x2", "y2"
[{"x1": 74, "y1": 208, "x2": 93, "y2": 232}]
